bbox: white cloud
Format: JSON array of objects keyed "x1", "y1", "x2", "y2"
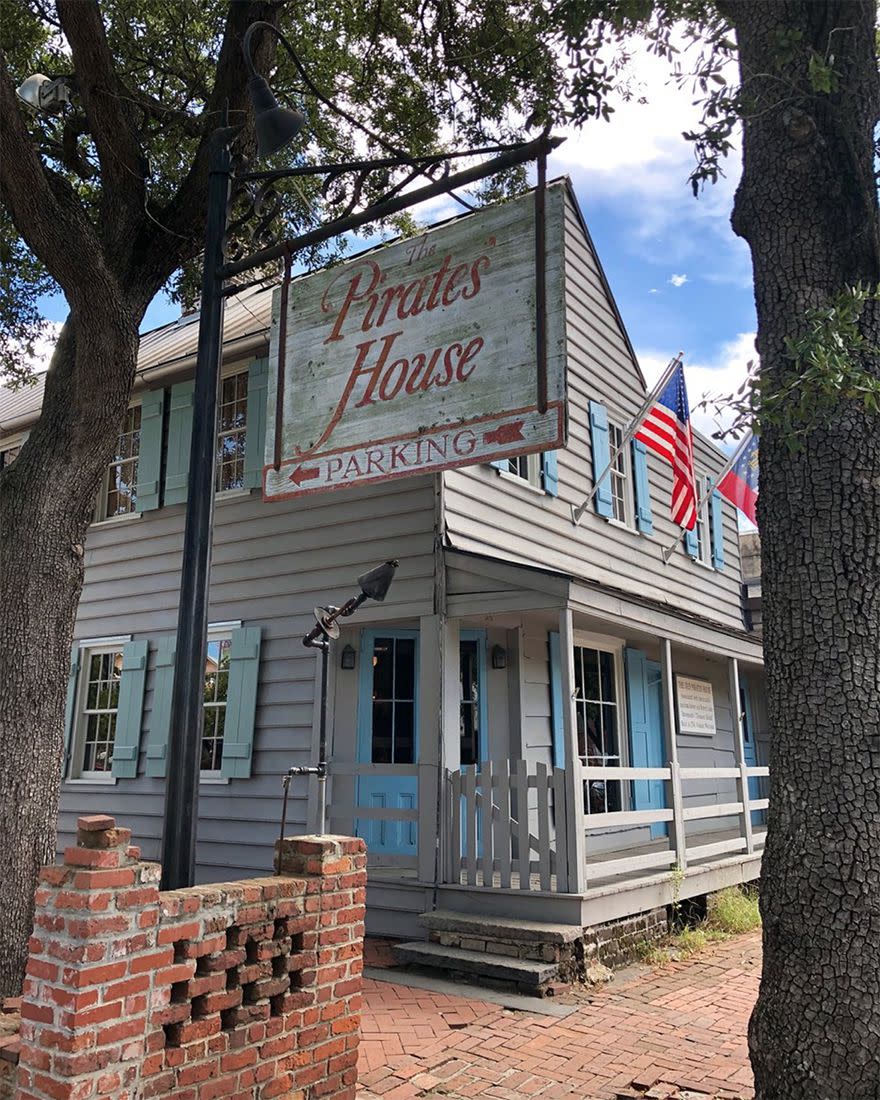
[
  {"x1": 669, "y1": 274, "x2": 688, "y2": 287},
  {"x1": 649, "y1": 288, "x2": 659, "y2": 294},
  {"x1": 545, "y1": 30, "x2": 750, "y2": 287},
  {"x1": 638, "y1": 331, "x2": 757, "y2": 445},
  {"x1": 25, "y1": 321, "x2": 63, "y2": 375}
]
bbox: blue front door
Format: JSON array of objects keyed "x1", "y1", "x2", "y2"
[
  {"x1": 625, "y1": 648, "x2": 668, "y2": 839},
  {"x1": 356, "y1": 630, "x2": 419, "y2": 855}
]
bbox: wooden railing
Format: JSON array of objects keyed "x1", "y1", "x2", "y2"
[
  {"x1": 582, "y1": 762, "x2": 769, "y2": 882},
  {"x1": 447, "y1": 761, "x2": 568, "y2": 892},
  {"x1": 448, "y1": 759, "x2": 770, "y2": 894}
]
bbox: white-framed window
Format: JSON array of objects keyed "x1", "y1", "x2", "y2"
[
  {"x1": 608, "y1": 421, "x2": 633, "y2": 526},
  {"x1": 201, "y1": 631, "x2": 233, "y2": 775},
  {"x1": 70, "y1": 642, "x2": 128, "y2": 779},
  {"x1": 96, "y1": 404, "x2": 141, "y2": 521},
  {"x1": 572, "y1": 632, "x2": 627, "y2": 815},
  {"x1": 215, "y1": 368, "x2": 249, "y2": 493},
  {"x1": 496, "y1": 452, "x2": 555, "y2": 494},
  {"x1": 693, "y1": 472, "x2": 713, "y2": 566}
]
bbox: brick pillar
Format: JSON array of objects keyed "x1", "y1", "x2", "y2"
[
  {"x1": 275, "y1": 836, "x2": 367, "y2": 1100},
  {"x1": 17, "y1": 815, "x2": 161, "y2": 1100}
]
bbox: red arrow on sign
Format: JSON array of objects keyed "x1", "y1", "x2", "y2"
[
  {"x1": 289, "y1": 465, "x2": 320, "y2": 487},
  {"x1": 484, "y1": 420, "x2": 525, "y2": 445}
]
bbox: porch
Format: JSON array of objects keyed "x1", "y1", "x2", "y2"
[{"x1": 329, "y1": 753, "x2": 768, "y2": 935}]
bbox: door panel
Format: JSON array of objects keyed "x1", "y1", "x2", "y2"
[
  {"x1": 625, "y1": 648, "x2": 667, "y2": 839},
  {"x1": 356, "y1": 631, "x2": 419, "y2": 855},
  {"x1": 739, "y1": 684, "x2": 763, "y2": 825}
]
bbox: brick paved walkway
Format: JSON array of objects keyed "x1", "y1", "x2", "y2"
[{"x1": 357, "y1": 932, "x2": 761, "y2": 1100}]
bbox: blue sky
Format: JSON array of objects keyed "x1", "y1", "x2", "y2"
[{"x1": 35, "y1": 37, "x2": 756, "y2": 441}]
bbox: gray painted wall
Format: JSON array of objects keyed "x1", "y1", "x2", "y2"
[{"x1": 443, "y1": 183, "x2": 745, "y2": 632}]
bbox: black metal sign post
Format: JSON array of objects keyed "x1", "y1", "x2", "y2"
[{"x1": 159, "y1": 20, "x2": 561, "y2": 891}]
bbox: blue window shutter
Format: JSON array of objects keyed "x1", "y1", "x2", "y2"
[
  {"x1": 63, "y1": 647, "x2": 81, "y2": 777},
  {"x1": 221, "y1": 626, "x2": 262, "y2": 780},
  {"x1": 684, "y1": 524, "x2": 699, "y2": 558},
  {"x1": 631, "y1": 439, "x2": 654, "y2": 534},
  {"x1": 111, "y1": 639, "x2": 149, "y2": 778},
  {"x1": 588, "y1": 400, "x2": 613, "y2": 518},
  {"x1": 542, "y1": 451, "x2": 558, "y2": 497},
  {"x1": 710, "y1": 486, "x2": 725, "y2": 570},
  {"x1": 135, "y1": 389, "x2": 165, "y2": 512},
  {"x1": 243, "y1": 358, "x2": 268, "y2": 490},
  {"x1": 548, "y1": 631, "x2": 565, "y2": 768},
  {"x1": 145, "y1": 636, "x2": 176, "y2": 778},
  {"x1": 164, "y1": 380, "x2": 195, "y2": 506}
]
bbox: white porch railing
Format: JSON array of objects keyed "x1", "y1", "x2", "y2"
[{"x1": 448, "y1": 760, "x2": 770, "y2": 893}]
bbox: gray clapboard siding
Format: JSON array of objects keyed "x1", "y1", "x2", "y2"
[
  {"x1": 59, "y1": 470, "x2": 438, "y2": 879},
  {"x1": 443, "y1": 183, "x2": 744, "y2": 633}
]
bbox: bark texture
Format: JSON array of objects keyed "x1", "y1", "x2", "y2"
[
  {"x1": 0, "y1": 0, "x2": 278, "y2": 996},
  {"x1": 719, "y1": 3, "x2": 880, "y2": 1096}
]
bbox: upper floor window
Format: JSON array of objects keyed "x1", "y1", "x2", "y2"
[
  {"x1": 608, "y1": 421, "x2": 632, "y2": 526},
  {"x1": 97, "y1": 405, "x2": 141, "y2": 520},
  {"x1": 216, "y1": 368, "x2": 248, "y2": 492},
  {"x1": 694, "y1": 473, "x2": 712, "y2": 566},
  {"x1": 494, "y1": 451, "x2": 557, "y2": 495},
  {"x1": 71, "y1": 646, "x2": 124, "y2": 778},
  {"x1": 202, "y1": 633, "x2": 232, "y2": 774}
]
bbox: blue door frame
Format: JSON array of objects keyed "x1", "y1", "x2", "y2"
[{"x1": 355, "y1": 629, "x2": 420, "y2": 855}]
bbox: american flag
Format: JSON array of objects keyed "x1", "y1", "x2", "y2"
[{"x1": 634, "y1": 363, "x2": 698, "y2": 530}]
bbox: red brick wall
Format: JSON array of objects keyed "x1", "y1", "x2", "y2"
[{"x1": 15, "y1": 816, "x2": 366, "y2": 1100}]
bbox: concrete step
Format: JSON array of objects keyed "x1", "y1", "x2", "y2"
[
  {"x1": 419, "y1": 909, "x2": 582, "y2": 945},
  {"x1": 392, "y1": 940, "x2": 559, "y2": 989}
]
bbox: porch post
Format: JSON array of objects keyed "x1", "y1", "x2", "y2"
[
  {"x1": 560, "y1": 607, "x2": 586, "y2": 892},
  {"x1": 660, "y1": 638, "x2": 687, "y2": 870},
  {"x1": 418, "y1": 614, "x2": 460, "y2": 884},
  {"x1": 728, "y1": 657, "x2": 755, "y2": 854}
]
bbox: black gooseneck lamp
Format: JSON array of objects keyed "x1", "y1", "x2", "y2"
[{"x1": 277, "y1": 560, "x2": 398, "y2": 861}]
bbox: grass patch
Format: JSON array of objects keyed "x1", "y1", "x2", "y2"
[
  {"x1": 639, "y1": 886, "x2": 761, "y2": 968},
  {"x1": 706, "y1": 886, "x2": 761, "y2": 935}
]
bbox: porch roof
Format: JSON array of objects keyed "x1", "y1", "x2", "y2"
[{"x1": 445, "y1": 548, "x2": 764, "y2": 666}]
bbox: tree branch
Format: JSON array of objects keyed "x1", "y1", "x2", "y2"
[
  {"x1": 55, "y1": 0, "x2": 146, "y2": 230},
  {"x1": 0, "y1": 50, "x2": 103, "y2": 302}
]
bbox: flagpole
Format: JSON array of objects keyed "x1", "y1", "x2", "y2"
[
  {"x1": 571, "y1": 352, "x2": 684, "y2": 526},
  {"x1": 659, "y1": 430, "x2": 753, "y2": 564}
]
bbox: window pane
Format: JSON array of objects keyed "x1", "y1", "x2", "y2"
[
  {"x1": 584, "y1": 702, "x2": 602, "y2": 758},
  {"x1": 394, "y1": 638, "x2": 415, "y2": 700},
  {"x1": 599, "y1": 651, "x2": 615, "y2": 703},
  {"x1": 372, "y1": 640, "x2": 394, "y2": 700},
  {"x1": 583, "y1": 649, "x2": 599, "y2": 701},
  {"x1": 601, "y1": 704, "x2": 618, "y2": 760},
  {"x1": 371, "y1": 701, "x2": 393, "y2": 763},
  {"x1": 394, "y1": 702, "x2": 415, "y2": 764}
]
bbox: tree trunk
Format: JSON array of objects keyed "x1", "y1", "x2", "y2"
[
  {"x1": 720, "y1": 3, "x2": 880, "y2": 1096},
  {"x1": 0, "y1": 304, "x2": 140, "y2": 996}
]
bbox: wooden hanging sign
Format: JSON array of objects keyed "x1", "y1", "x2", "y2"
[{"x1": 263, "y1": 185, "x2": 567, "y2": 500}]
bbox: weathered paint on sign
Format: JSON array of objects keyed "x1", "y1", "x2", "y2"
[{"x1": 263, "y1": 184, "x2": 566, "y2": 500}]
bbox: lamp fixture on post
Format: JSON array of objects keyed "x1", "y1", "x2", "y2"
[{"x1": 281, "y1": 560, "x2": 398, "y2": 851}]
